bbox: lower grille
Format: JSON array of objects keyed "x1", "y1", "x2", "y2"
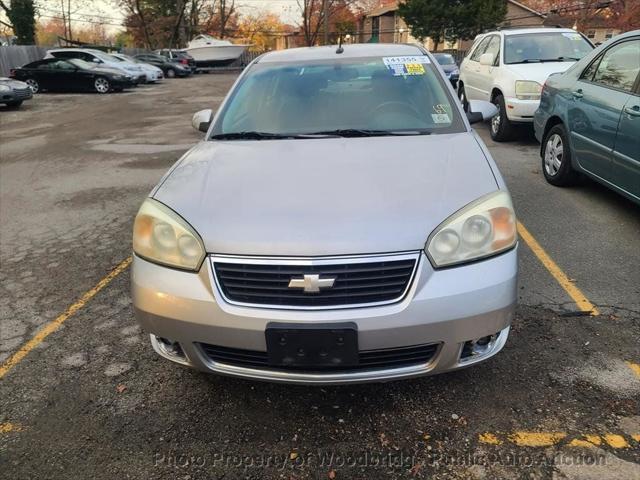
[
  {"x1": 212, "y1": 253, "x2": 419, "y2": 309},
  {"x1": 198, "y1": 342, "x2": 439, "y2": 372},
  {"x1": 12, "y1": 88, "x2": 32, "y2": 99}
]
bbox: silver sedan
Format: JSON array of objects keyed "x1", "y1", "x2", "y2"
[{"x1": 131, "y1": 43, "x2": 517, "y2": 384}]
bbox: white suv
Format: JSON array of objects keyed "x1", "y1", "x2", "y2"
[{"x1": 458, "y1": 28, "x2": 593, "y2": 141}]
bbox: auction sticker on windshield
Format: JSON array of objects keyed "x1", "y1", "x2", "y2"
[{"x1": 383, "y1": 56, "x2": 430, "y2": 76}]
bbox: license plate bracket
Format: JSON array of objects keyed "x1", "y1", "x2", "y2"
[{"x1": 265, "y1": 322, "x2": 358, "y2": 368}]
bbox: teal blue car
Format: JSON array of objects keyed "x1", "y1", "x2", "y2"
[{"x1": 534, "y1": 30, "x2": 640, "y2": 204}]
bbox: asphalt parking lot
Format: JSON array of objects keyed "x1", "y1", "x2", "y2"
[{"x1": 1, "y1": 74, "x2": 639, "y2": 479}]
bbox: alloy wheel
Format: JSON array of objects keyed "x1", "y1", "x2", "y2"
[
  {"x1": 95, "y1": 78, "x2": 110, "y2": 94},
  {"x1": 25, "y1": 78, "x2": 39, "y2": 93},
  {"x1": 491, "y1": 106, "x2": 501, "y2": 135},
  {"x1": 544, "y1": 133, "x2": 563, "y2": 176}
]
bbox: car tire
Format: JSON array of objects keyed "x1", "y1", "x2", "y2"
[
  {"x1": 25, "y1": 78, "x2": 39, "y2": 94},
  {"x1": 5, "y1": 100, "x2": 23, "y2": 107},
  {"x1": 166, "y1": 68, "x2": 176, "y2": 78},
  {"x1": 94, "y1": 77, "x2": 111, "y2": 94},
  {"x1": 458, "y1": 83, "x2": 469, "y2": 112},
  {"x1": 490, "y1": 94, "x2": 514, "y2": 142},
  {"x1": 542, "y1": 124, "x2": 579, "y2": 186}
]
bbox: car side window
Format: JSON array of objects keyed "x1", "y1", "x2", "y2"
[
  {"x1": 483, "y1": 35, "x2": 501, "y2": 65},
  {"x1": 470, "y1": 37, "x2": 491, "y2": 62},
  {"x1": 591, "y1": 40, "x2": 640, "y2": 93},
  {"x1": 36, "y1": 62, "x2": 51, "y2": 70}
]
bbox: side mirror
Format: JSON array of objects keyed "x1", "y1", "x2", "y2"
[
  {"x1": 192, "y1": 109, "x2": 213, "y2": 133},
  {"x1": 466, "y1": 100, "x2": 498, "y2": 124},
  {"x1": 92, "y1": 58, "x2": 101, "y2": 64},
  {"x1": 479, "y1": 53, "x2": 495, "y2": 66}
]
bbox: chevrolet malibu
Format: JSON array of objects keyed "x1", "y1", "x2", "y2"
[{"x1": 132, "y1": 44, "x2": 518, "y2": 384}]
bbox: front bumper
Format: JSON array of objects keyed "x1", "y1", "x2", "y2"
[
  {"x1": 1, "y1": 87, "x2": 32, "y2": 103},
  {"x1": 504, "y1": 97, "x2": 540, "y2": 123},
  {"x1": 132, "y1": 248, "x2": 518, "y2": 384}
]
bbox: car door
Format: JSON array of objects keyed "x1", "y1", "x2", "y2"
[
  {"x1": 475, "y1": 35, "x2": 501, "y2": 100},
  {"x1": 568, "y1": 40, "x2": 635, "y2": 180},
  {"x1": 463, "y1": 36, "x2": 492, "y2": 100},
  {"x1": 47, "y1": 60, "x2": 79, "y2": 91},
  {"x1": 609, "y1": 39, "x2": 640, "y2": 199}
]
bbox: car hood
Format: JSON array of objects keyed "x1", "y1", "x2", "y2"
[
  {"x1": 503, "y1": 61, "x2": 577, "y2": 84},
  {"x1": 153, "y1": 133, "x2": 499, "y2": 256},
  {"x1": 92, "y1": 67, "x2": 129, "y2": 76},
  {"x1": 440, "y1": 64, "x2": 459, "y2": 73},
  {"x1": 0, "y1": 78, "x2": 28, "y2": 88}
]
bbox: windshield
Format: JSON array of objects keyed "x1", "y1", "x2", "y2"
[
  {"x1": 212, "y1": 56, "x2": 465, "y2": 139},
  {"x1": 434, "y1": 54, "x2": 455, "y2": 65},
  {"x1": 505, "y1": 32, "x2": 593, "y2": 64},
  {"x1": 68, "y1": 58, "x2": 94, "y2": 69},
  {"x1": 92, "y1": 51, "x2": 118, "y2": 63}
]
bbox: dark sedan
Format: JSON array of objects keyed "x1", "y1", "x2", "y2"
[
  {"x1": 10, "y1": 58, "x2": 135, "y2": 94},
  {"x1": 0, "y1": 77, "x2": 33, "y2": 107},
  {"x1": 156, "y1": 49, "x2": 197, "y2": 72},
  {"x1": 433, "y1": 53, "x2": 460, "y2": 88},
  {"x1": 134, "y1": 53, "x2": 192, "y2": 78},
  {"x1": 534, "y1": 30, "x2": 640, "y2": 204}
]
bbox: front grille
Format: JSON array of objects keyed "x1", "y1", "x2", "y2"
[
  {"x1": 198, "y1": 342, "x2": 439, "y2": 372},
  {"x1": 212, "y1": 254, "x2": 419, "y2": 309},
  {"x1": 13, "y1": 88, "x2": 32, "y2": 99}
]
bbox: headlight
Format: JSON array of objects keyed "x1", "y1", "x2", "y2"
[
  {"x1": 515, "y1": 80, "x2": 542, "y2": 100},
  {"x1": 0, "y1": 85, "x2": 10, "y2": 92},
  {"x1": 426, "y1": 191, "x2": 516, "y2": 268},
  {"x1": 133, "y1": 198, "x2": 205, "y2": 271}
]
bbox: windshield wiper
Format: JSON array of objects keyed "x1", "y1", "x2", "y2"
[
  {"x1": 302, "y1": 129, "x2": 431, "y2": 137},
  {"x1": 211, "y1": 131, "x2": 301, "y2": 140},
  {"x1": 513, "y1": 57, "x2": 580, "y2": 64}
]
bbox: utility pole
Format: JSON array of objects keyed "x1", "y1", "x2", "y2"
[{"x1": 323, "y1": 0, "x2": 329, "y2": 45}]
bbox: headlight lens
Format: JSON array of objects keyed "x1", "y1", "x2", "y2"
[
  {"x1": 0, "y1": 85, "x2": 10, "y2": 91},
  {"x1": 515, "y1": 80, "x2": 542, "y2": 100},
  {"x1": 426, "y1": 191, "x2": 517, "y2": 267},
  {"x1": 133, "y1": 198, "x2": 205, "y2": 271}
]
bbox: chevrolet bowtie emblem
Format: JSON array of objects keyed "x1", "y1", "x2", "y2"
[{"x1": 288, "y1": 274, "x2": 336, "y2": 293}]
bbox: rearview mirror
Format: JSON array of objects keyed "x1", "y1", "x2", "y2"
[
  {"x1": 466, "y1": 100, "x2": 498, "y2": 124},
  {"x1": 192, "y1": 109, "x2": 213, "y2": 133},
  {"x1": 479, "y1": 53, "x2": 495, "y2": 67}
]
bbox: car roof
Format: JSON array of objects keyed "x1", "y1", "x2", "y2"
[
  {"x1": 258, "y1": 43, "x2": 426, "y2": 63},
  {"x1": 496, "y1": 27, "x2": 578, "y2": 36}
]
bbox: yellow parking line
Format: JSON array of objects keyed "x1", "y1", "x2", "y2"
[
  {"x1": 0, "y1": 422, "x2": 23, "y2": 434},
  {"x1": 479, "y1": 432, "x2": 638, "y2": 448},
  {"x1": 626, "y1": 362, "x2": 640, "y2": 379},
  {"x1": 517, "y1": 221, "x2": 600, "y2": 315},
  {"x1": 0, "y1": 257, "x2": 132, "y2": 380}
]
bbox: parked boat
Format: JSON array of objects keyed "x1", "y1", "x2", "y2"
[{"x1": 182, "y1": 35, "x2": 250, "y2": 67}]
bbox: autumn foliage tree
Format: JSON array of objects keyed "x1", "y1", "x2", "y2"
[
  {"x1": 297, "y1": 0, "x2": 358, "y2": 46},
  {"x1": 237, "y1": 12, "x2": 291, "y2": 51}
]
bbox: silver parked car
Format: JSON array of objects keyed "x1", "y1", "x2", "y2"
[{"x1": 132, "y1": 44, "x2": 518, "y2": 384}]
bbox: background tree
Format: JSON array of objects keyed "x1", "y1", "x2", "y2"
[
  {"x1": 398, "y1": 0, "x2": 506, "y2": 50},
  {"x1": 237, "y1": 12, "x2": 289, "y2": 51},
  {"x1": 297, "y1": 0, "x2": 357, "y2": 46},
  {"x1": 0, "y1": 0, "x2": 36, "y2": 44}
]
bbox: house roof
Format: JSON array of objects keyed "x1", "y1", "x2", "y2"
[{"x1": 508, "y1": 0, "x2": 545, "y2": 18}]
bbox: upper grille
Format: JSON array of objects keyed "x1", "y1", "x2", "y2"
[
  {"x1": 212, "y1": 253, "x2": 419, "y2": 309},
  {"x1": 199, "y1": 342, "x2": 439, "y2": 372},
  {"x1": 13, "y1": 87, "x2": 32, "y2": 99}
]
